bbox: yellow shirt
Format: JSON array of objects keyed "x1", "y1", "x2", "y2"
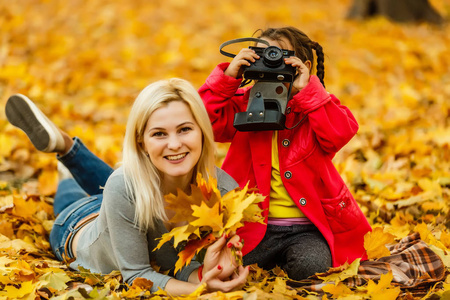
[{"x1": 268, "y1": 131, "x2": 305, "y2": 218}]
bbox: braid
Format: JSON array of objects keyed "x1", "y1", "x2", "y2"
[{"x1": 311, "y1": 41, "x2": 325, "y2": 87}]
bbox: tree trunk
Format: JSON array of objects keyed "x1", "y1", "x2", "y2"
[{"x1": 346, "y1": 0, "x2": 444, "y2": 25}]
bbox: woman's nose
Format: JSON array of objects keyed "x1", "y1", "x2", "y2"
[{"x1": 167, "y1": 135, "x2": 182, "y2": 150}]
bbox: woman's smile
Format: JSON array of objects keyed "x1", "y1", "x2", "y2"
[{"x1": 165, "y1": 152, "x2": 188, "y2": 161}]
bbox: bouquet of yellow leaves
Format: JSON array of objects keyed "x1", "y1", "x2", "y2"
[{"x1": 154, "y1": 173, "x2": 265, "y2": 274}]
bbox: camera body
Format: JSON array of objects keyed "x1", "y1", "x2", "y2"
[
  {"x1": 243, "y1": 46, "x2": 296, "y2": 82},
  {"x1": 233, "y1": 81, "x2": 290, "y2": 131},
  {"x1": 233, "y1": 45, "x2": 296, "y2": 131}
]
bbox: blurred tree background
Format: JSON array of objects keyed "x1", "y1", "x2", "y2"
[{"x1": 0, "y1": 0, "x2": 449, "y2": 299}]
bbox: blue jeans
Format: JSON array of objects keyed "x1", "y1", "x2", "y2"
[{"x1": 49, "y1": 137, "x2": 114, "y2": 261}]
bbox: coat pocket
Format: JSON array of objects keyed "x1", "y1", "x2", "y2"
[{"x1": 321, "y1": 187, "x2": 362, "y2": 234}]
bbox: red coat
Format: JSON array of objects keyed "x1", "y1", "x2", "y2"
[{"x1": 199, "y1": 63, "x2": 372, "y2": 267}]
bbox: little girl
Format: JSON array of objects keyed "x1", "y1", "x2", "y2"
[{"x1": 198, "y1": 26, "x2": 372, "y2": 280}]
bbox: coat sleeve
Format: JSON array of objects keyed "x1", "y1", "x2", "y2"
[
  {"x1": 291, "y1": 75, "x2": 359, "y2": 154},
  {"x1": 198, "y1": 62, "x2": 249, "y2": 143}
]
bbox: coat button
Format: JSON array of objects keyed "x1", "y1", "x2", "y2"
[
  {"x1": 286, "y1": 107, "x2": 291, "y2": 114},
  {"x1": 284, "y1": 171, "x2": 292, "y2": 179},
  {"x1": 299, "y1": 198, "x2": 307, "y2": 206},
  {"x1": 282, "y1": 139, "x2": 290, "y2": 147}
]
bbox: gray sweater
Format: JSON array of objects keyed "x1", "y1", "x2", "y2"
[{"x1": 71, "y1": 166, "x2": 238, "y2": 293}]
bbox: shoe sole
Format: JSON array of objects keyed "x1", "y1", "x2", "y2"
[{"x1": 5, "y1": 95, "x2": 52, "y2": 152}]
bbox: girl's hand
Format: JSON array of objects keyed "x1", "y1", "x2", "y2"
[
  {"x1": 224, "y1": 48, "x2": 260, "y2": 79},
  {"x1": 202, "y1": 234, "x2": 244, "y2": 280},
  {"x1": 202, "y1": 264, "x2": 249, "y2": 293},
  {"x1": 284, "y1": 56, "x2": 311, "y2": 93}
]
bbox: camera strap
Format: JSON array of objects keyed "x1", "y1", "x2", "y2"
[{"x1": 219, "y1": 38, "x2": 270, "y2": 58}]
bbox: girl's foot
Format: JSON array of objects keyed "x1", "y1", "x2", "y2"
[{"x1": 5, "y1": 94, "x2": 66, "y2": 153}]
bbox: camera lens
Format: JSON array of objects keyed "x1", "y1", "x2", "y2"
[{"x1": 263, "y1": 46, "x2": 283, "y2": 67}]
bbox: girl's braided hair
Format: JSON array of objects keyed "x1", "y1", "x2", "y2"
[{"x1": 255, "y1": 26, "x2": 325, "y2": 87}]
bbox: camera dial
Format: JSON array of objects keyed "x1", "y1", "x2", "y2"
[{"x1": 263, "y1": 46, "x2": 283, "y2": 67}]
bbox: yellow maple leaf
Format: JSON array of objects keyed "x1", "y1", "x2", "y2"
[
  {"x1": 364, "y1": 227, "x2": 395, "y2": 259},
  {"x1": 367, "y1": 272, "x2": 401, "y2": 300},
  {"x1": 272, "y1": 277, "x2": 298, "y2": 296},
  {"x1": 164, "y1": 190, "x2": 197, "y2": 224},
  {"x1": 414, "y1": 223, "x2": 447, "y2": 250},
  {"x1": 0, "y1": 220, "x2": 14, "y2": 239},
  {"x1": 191, "y1": 201, "x2": 223, "y2": 232},
  {"x1": 322, "y1": 281, "x2": 353, "y2": 297},
  {"x1": 120, "y1": 284, "x2": 151, "y2": 298},
  {"x1": 222, "y1": 184, "x2": 264, "y2": 232},
  {"x1": 440, "y1": 230, "x2": 450, "y2": 249},
  {"x1": 38, "y1": 271, "x2": 71, "y2": 291},
  {"x1": 367, "y1": 271, "x2": 394, "y2": 294},
  {"x1": 0, "y1": 280, "x2": 36, "y2": 298},
  {"x1": 154, "y1": 224, "x2": 193, "y2": 250},
  {"x1": 12, "y1": 195, "x2": 37, "y2": 220},
  {"x1": 317, "y1": 258, "x2": 360, "y2": 283},
  {"x1": 371, "y1": 287, "x2": 401, "y2": 300}
]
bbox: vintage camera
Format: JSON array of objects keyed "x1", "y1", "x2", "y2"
[
  {"x1": 243, "y1": 46, "x2": 296, "y2": 83},
  {"x1": 219, "y1": 38, "x2": 296, "y2": 131},
  {"x1": 235, "y1": 45, "x2": 296, "y2": 131}
]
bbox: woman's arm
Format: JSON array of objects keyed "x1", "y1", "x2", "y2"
[{"x1": 103, "y1": 173, "x2": 175, "y2": 292}]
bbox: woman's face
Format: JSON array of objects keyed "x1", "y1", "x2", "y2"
[{"x1": 143, "y1": 101, "x2": 202, "y2": 183}]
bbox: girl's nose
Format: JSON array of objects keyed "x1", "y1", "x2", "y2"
[{"x1": 167, "y1": 135, "x2": 182, "y2": 150}]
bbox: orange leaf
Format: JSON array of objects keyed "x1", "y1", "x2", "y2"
[
  {"x1": 174, "y1": 233, "x2": 216, "y2": 274},
  {"x1": 0, "y1": 220, "x2": 14, "y2": 239},
  {"x1": 38, "y1": 169, "x2": 58, "y2": 196},
  {"x1": 131, "y1": 277, "x2": 153, "y2": 291}
]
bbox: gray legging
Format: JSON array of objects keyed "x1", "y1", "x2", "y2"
[{"x1": 243, "y1": 224, "x2": 332, "y2": 280}]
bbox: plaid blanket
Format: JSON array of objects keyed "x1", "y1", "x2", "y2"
[{"x1": 288, "y1": 232, "x2": 447, "y2": 293}]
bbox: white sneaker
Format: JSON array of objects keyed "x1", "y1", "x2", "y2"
[{"x1": 5, "y1": 94, "x2": 66, "y2": 153}]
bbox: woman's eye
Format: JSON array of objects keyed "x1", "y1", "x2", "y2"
[
  {"x1": 180, "y1": 127, "x2": 192, "y2": 133},
  {"x1": 151, "y1": 132, "x2": 165, "y2": 137}
]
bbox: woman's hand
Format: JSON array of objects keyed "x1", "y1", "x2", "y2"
[
  {"x1": 224, "y1": 48, "x2": 260, "y2": 79},
  {"x1": 284, "y1": 56, "x2": 311, "y2": 94},
  {"x1": 203, "y1": 234, "x2": 244, "y2": 280},
  {"x1": 202, "y1": 264, "x2": 249, "y2": 293}
]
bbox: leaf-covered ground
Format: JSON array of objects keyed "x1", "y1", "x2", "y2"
[{"x1": 0, "y1": 0, "x2": 449, "y2": 299}]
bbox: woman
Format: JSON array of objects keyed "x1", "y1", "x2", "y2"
[{"x1": 5, "y1": 78, "x2": 249, "y2": 295}]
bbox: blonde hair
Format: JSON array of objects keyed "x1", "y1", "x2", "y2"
[{"x1": 122, "y1": 78, "x2": 217, "y2": 230}]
